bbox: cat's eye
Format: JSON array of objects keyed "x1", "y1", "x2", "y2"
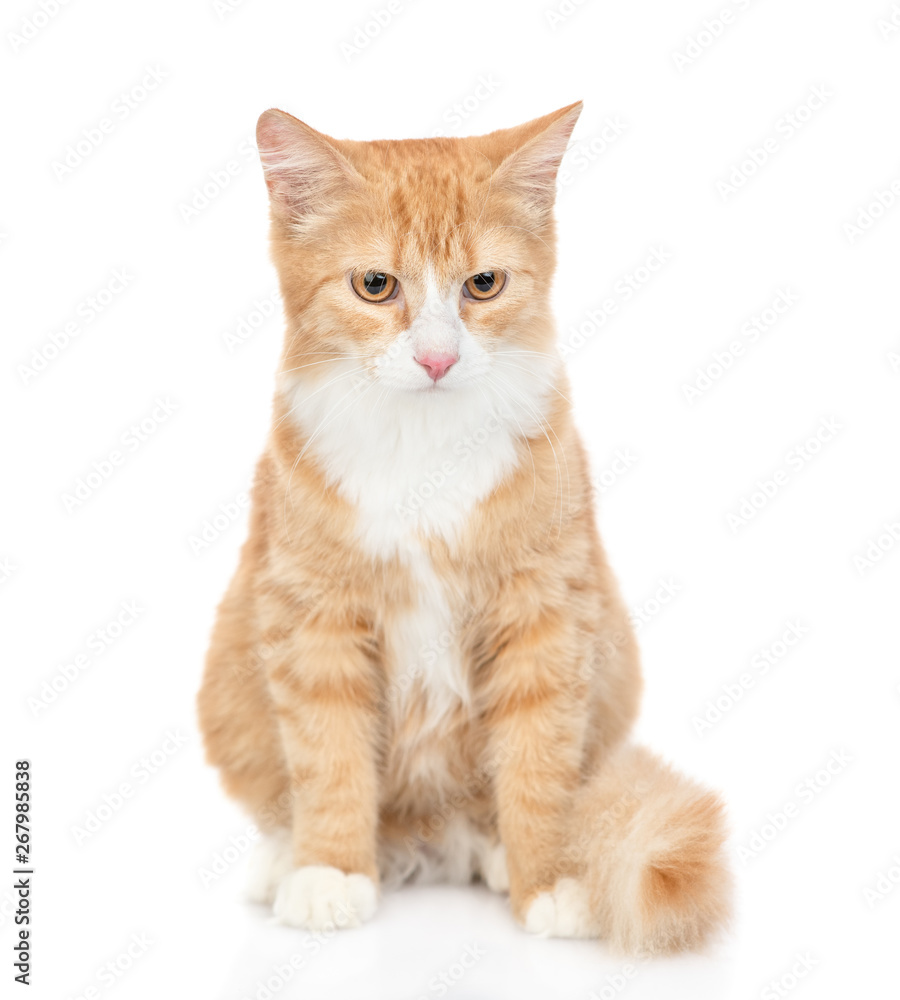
[
  {"x1": 351, "y1": 271, "x2": 399, "y2": 303},
  {"x1": 462, "y1": 271, "x2": 506, "y2": 301}
]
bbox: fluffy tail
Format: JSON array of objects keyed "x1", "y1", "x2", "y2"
[{"x1": 571, "y1": 743, "x2": 732, "y2": 955}]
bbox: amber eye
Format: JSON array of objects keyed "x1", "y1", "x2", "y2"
[
  {"x1": 462, "y1": 271, "x2": 506, "y2": 301},
  {"x1": 351, "y1": 271, "x2": 398, "y2": 303}
]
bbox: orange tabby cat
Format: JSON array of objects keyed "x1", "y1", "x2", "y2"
[{"x1": 197, "y1": 102, "x2": 732, "y2": 954}]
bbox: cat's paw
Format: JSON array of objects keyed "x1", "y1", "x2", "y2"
[
  {"x1": 524, "y1": 878, "x2": 597, "y2": 939},
  {"x1": 479, "y1": 842, "x2": 510, "y2": 893},
  {"x1": 273, "y1": 865, "x2": 378, "y2": 930},
  {"x1": 245, "y1": 829, "x2": 293, "y2": 905}
]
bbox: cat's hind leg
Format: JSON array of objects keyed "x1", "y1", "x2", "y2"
[{"x1": 245, "y1": 828, "x2": 292, "y2": 905}]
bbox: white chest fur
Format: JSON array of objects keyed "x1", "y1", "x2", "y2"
[
  {"x1": 280, "y1": 354, "x2": 552, "y2": 717},
  {"x1": 385, "y1": 544, "x2": 469, "y2": 721},
  {"x1": 281, "y1": 363, "x2": 527, "y2": 560}
]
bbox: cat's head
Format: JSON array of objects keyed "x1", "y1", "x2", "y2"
[{"x1": 256, "y1": 103, "x2": 580, "y2": 406}]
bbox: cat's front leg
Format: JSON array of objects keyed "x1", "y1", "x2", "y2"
[
  {"x1": 265, "y1": 615, "x2": 380, "y2": 930},
  {"x1": 483, "y1": 604, "x2": 595, "y2": 936}
]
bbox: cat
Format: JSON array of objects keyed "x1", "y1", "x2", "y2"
[{"x1": 197, "y1": 102, "x2": 732, "y2": 955}]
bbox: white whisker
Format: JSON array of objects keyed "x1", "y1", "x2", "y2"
[
  {"x1": 486, "y1": 368, "x2": 569, "y2": 541},
  {"x1": 480, "y1": 375, "x2": 538, "y2": 519},
  {"x1": 273, "y1": 366, "x2": 367, "y2": 433},
  {"x1": 283, "y1": 374, "x2": 376, "y2": 540}
]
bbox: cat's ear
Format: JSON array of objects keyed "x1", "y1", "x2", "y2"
[
  {"x1": 490, "y1": 102, "x2": 583, "y2": 217},
  {"x1": 256, "y1": 109, "x2": 362, "y2": 222}
]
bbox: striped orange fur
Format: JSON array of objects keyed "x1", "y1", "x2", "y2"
[{"x1": 197, "y1": 103, "x2": 732, "y2": 953}]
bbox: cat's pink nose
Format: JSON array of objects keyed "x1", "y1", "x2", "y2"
[{"x1": 415, "y1": 352, "x2": 457, "y2": 381}]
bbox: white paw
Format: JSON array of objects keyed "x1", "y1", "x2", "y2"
[
  {"x1": 245, "y1": 829, "x2": 293, "y2": 905},
  {"x1": 480, "y1": 843, "x2": 510, "y2": 893},
  {"x1": 524, "y1": 878, "x2": 597, "y2": 939},
  {"x1": 273, "y1": 865, "x2": 378, "y2": 930}
]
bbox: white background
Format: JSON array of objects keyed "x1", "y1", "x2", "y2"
[{"x1": 3, "y1": 0, "x2": 900, "y2": 997}]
